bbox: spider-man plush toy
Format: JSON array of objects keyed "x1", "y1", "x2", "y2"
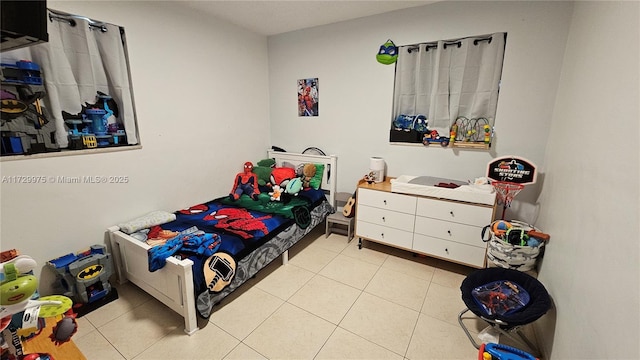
[{"x1": 229, "y1": 162, "x2": 260, "y2": 201}]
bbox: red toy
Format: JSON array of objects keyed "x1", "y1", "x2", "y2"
[{"x1": 229, "y1": 162, "x2": 260, "y2": 201}]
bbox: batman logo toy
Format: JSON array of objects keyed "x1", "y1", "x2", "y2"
[
  {"x1": 77, "y1": 264, "x2": 103, "y2": 280},
  {"x1": 1, "y1": 99, "x2": 28, "y2": 114}
]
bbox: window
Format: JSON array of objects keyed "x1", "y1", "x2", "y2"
[
  {"x1": 0, "y1": 8, "x2": 139, "y2": 157},
  {"x1": 390, "y1": 33, "x2": 506, "y2": 148}
]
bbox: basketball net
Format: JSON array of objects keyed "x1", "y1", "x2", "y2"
[{"x1": 492, "y1": 180, "x2": 524, "y2": 219}]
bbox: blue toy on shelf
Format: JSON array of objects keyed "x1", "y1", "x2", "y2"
[{"x1": 0, "y1": 60, "x2": 43, "y2": 85}]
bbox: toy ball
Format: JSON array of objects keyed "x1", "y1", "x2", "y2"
[
  {"x1": 491, "y1": 220, "x2": 511, "y2": 237},
  {"x1": 527, "y1": 237, "x2": 541, "y2": 247},
  {"x1": 376, "y1": 39, "x2": 398, "y2": 65}
]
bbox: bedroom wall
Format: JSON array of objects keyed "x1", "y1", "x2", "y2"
[
  {"x1": 0, "y1": 1, "x2": 270, "y2": 293},
  {"x1": 534, "y1": 1, "x2": 639, "y2": 359},
  {"x1": 267, "y1": 1, "x2": 574, "y2": 223}
]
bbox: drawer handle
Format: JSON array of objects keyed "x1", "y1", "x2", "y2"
[
  {"x1": 447, "y1": 230, "x2": 452, "y2": 236},
  {"x1": 384, "y1": 200, "x2": 387, "y2": 205},
  {"x1": 381, "y1": 233, "x2": 384, "y2": 238},
  {"x1": 450, "y1": 211, "x2": 454, "y2": 217},
  {"x1": 445, "y1": 248, "x2": 449, "y2": 254},
  {"x1": 382, "y1": 216, "x2": 386, "y2": 222}
]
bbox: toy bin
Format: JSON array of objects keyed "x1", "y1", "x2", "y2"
[{"x1": 482, "y1": 220, "x2": 548, "y2": 272}]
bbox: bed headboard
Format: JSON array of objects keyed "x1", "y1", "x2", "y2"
[{"x1": 267, "y1": 150, "x2": 338, "y2": 207}]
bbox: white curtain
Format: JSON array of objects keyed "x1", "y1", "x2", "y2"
[
  {"x1": 12, "y1": 11, "x2": 138, "y2": 148},
  {"x1": 393, "y1": 43, "x2": 438, "y2": 122},
  {"x1": 393, "y1": 33, "x2": 505, "y2": 134}
]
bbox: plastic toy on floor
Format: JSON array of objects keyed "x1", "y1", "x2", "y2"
[
  {"x1": 46, "y1": 245, "x2": 118, "y2": 317},
  {"x1": 479, "y1": 343, "x2": 538, "y2": 360},
  {"x1": 0, "y1": 250, "x2": 75, "y2": 359},
  {"x1": 0, "y1": 256, "x2": 70, "y2": 325}
]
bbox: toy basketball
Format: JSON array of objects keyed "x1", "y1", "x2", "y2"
[{"x1": 491, "y1": 220, "x2": 511, "y2": 237}]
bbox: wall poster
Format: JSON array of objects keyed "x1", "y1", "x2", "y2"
[{"x1": 298, "y1": 78, "x2": 318, "y2": 117}]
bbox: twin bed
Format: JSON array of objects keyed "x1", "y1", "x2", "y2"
[{"x1": 107, "y1": 151, "x2": 337, "y2": 334}]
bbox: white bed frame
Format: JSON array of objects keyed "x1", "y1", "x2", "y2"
[{"x1": 108, "y1": 151, "x2": 337, "y2": 335}]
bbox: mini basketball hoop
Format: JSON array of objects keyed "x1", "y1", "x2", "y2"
[
  {"x1": 492, "y1": 181, "x2": 524, "y2": 219},
  {"x1": 487, "y1": 156, "x2": 537, "y2": 220}
]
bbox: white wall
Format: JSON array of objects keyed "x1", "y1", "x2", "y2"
[
  {"x1": 268, "y1": 1, "x2": 573, "y2": 222},
  {"x1": 535, "y1": 1, "x2": 640, "y2": 359},
  {"x1": 0, "y1": 1, "x2": 270, "y2": 293}
]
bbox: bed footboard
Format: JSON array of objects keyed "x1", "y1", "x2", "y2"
[{"x1": 107, "y1": 226, "x2": 199, "y2": 335}]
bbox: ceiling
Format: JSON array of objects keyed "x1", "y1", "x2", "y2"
[{"x1": 180, "y1": 1, "x2": 435, "y2": 36}]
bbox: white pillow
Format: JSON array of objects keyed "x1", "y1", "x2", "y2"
[{"x1": 118, "y1": 211, "x2": 176, "y2": 234}]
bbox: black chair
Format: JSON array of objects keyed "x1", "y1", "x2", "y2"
[{"x1": 458, "y1": 267, "x2": 551, "y2": 356}]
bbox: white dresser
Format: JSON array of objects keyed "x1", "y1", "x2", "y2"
[{"x1": 355, "y1": 179, "x2": 496, "y2": 268}]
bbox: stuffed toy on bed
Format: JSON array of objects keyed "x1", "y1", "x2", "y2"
[
  {"x1": 229, "y1": 162, "x2": 260, "y2": 201},
  {"x1": 301, "y1": 163, "x2": 316, "y2": 188}
]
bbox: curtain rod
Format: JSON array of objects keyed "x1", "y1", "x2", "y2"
[
  {"x1": 47, "y1": 8, "x2": 109, "y2": 32},
  {"x1": 402, "y1": 34, "x2": 499, "y2": 52}
]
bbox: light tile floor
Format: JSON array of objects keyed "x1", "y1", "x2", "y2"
[{"x1": 74, "y1": 227, "x2": 534, "y2": 359}]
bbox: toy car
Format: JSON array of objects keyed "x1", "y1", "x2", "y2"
[{"x1": 422, "y1": 130, "x2": 450, "y2": 147}]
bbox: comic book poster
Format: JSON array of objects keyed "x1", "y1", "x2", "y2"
[{"x1": 298, "y1": 78, "x2": 318, "y2": 116}]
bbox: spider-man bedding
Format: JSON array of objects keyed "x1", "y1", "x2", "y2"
[{"x1": 130, "y1": 187, "x2": 330, "y2": 318}]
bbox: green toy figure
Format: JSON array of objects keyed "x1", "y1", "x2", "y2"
[{"x1": 376, "y1": 39, "x2": 398, "y2": 65}]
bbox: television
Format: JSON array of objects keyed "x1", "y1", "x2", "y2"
[{"x1": 1, "y1": 1, "x2": 48, "y2": 52}]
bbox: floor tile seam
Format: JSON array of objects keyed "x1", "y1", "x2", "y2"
[
  {"x1": 103, "y1": 307, "x2": 186, "y2": 360},
  {"x1": 402, "y1": 305, "x2": 423, "y2": 359},
  {"x1": 348, "y1": 261, "x2": 383, "y2": 295},
  {"x1": 235, "y1": 298, "x2": 290, "y2": 342},
  {"x1": 379, "y1": 261, "x2": 438, "y2": 282},
  {"x1": 419, "y1": 311, "x2": 482, "y2": 343},
  {"x1": 200, "y1": 323, "x2": 256, "y2": 360},
  {"x1": 306, "y1": 238, "x2": 346, "y2": 254},
  {"x1": 272, "y1": 262, "x2": 318, "y2": 301},
  {"x1": 372, "y1": 262, "x2": 436, "y2": 285},
  {"x1": 252, "y1": 262, "x2": 314, "y2": 300},
  {"x1": 234, "y1": 340, "x2": 270, "y2": 360},
  {"x1": 85, "y1": 300, "x2": 139, "y2": 329},
  {"x1": 92, "y1": 326, "x2": 130, "y2": 360},
  {"x1": 310, "y1": 322, "x2": 341, "y2": 360},
  {"x1": 419, "y1": 284, "x2": 471, "y2": 328},
  {"x1": 71, "y1": 322, "x2": 98, "y2": 342},
  {"x1": 290, "y1": 246, "x2": 340, "y2": 274},
  {"x1": 310, "y1": 272, "x2": 364, "y2": 294},
  {"x1": 362, "y1": 286, "x2": 425, "y2": 316},
  {"x1": 241, "y1": 301, "x2": 338, "y2": 360},
  {"x1": 337, "y1": 247, "x2": 389, "y2": 266},
  {"x1": 418, "y1": 278, "x2": 435, "y2": 314},
  {"x1": 336, "y1": 290, "x2": 420, "y2": 355},
  {"x1": 334, "y1": 324, "x2": 408, "y2": 359},
  {"x1": 283, "y1": 300, "x2": 340, "y2": 329},
  {"x1": 204, "y1": 320, "x2": 246, "y2": 343},
  {"x1": 317, "y1": 285, "x2": 365, "y2": 327}
]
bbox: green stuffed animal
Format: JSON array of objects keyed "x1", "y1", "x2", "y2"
[{"x1": 254, "y1": 158, "x2": 276, "y2": 186}]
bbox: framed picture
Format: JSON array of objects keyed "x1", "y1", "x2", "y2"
[{"x1": 298, "y1": 78, "x2": 318, "y2": 116}]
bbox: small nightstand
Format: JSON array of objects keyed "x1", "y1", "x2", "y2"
[{"x1": 325, "y1": 192, "x2": 355, "y2": 241}]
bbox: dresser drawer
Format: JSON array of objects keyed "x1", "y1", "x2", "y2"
[
  {"x1": 357, "y1": 205, "x2": 415, "y2": 232},
  {"x1": 414, "y1": 217, "x2": 484, "y2": 247},
  {"x1": 356, "y1": 221, "x2": 414, "y2": 249},
  {"x1": 413, "y1": 234, "x2": 486, "y2": 268},
  {"x1": 358, "y1": 188, "x2": 416, "y2": 215},
  {"x1": 416, "y1": 197, "x2": 493, "y2": 226}
]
